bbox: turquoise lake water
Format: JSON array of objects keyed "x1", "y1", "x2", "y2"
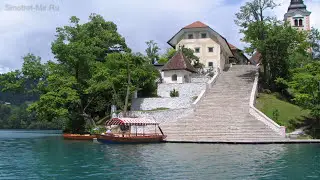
[{"x1": 0, "y1": 130, "x2": 319, "y2": 180}]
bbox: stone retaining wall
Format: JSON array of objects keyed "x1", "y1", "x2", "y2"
[
  {"x1": 131, "y1": 97, "x2": 192, "y2": 111},
  {"x1": 190, "y1": 77, "x2": 209, "y2": 83},
  {"x1": 157, "y1": 83, "x2": 206, "y2": 98},
  {"x1": 126, "y1": 108, "x2": 194, "y2": 124},
  {"x1": 249, "y1": 70, "x2": 286, "y2": 137}
]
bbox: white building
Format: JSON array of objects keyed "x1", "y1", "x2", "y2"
[
  {"x1": 167, "y1": 21, "x2": 234, "y2": 73},
  {"x1": 161, "y1": 51, "x2": 197, "y2": 84}
]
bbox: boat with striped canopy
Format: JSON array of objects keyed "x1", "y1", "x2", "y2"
[{"x1": 96, "y1": 117, "x2": 166, "y2": 144}]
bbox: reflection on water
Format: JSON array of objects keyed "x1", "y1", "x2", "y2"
[
  {"x1": 0, "y1": 130, "x2": 319, "y2": 180},
  {"x1": 0, "y1": 129, "x2": 62, "y2": 139}
]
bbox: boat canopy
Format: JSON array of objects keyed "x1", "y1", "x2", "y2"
[{"x1": 106, "y1": 118, "x2": 159, "y2": 126}]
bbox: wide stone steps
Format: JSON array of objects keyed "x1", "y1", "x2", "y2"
[
  {"x1": 164, "y1": 135, "x2": 282, "y2": 140},
  {"x1": 165, "y1": 134, "x2": 282, "y2": 139},
  {"x1": 165, "y1": 137, "x2": 284, "y2": 142},
  {"x1": 163, "y1": 129, "x2": 280, "y2": 135},
  {"x1": 160, "y1": 65, "x2": 285, "y2": 142},
  {"x1": 161, "y1": 125, "x2": 276, "y2": 132},
  {"x1": 162, "y1": 126, "x2": 278, "y2": 132}
]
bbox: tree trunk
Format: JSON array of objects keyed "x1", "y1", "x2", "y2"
[{"x1": 123, "y1": 60, "x2": 131, "y2": 117}]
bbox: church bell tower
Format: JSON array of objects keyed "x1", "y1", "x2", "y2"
[{"x1": 284, "y1": 0, "x2": 311, "y2": 31}]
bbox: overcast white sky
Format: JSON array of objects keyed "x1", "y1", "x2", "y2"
[{"x1": 0, "y1": 0, "x2": 319, "y2": 73}]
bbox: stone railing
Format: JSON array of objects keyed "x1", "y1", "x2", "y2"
[
  {"x1": 249, "y1": 70, "x2": 286, "y2": 137},
  {"x1": 206, "y1": 73, "x2": 219, "y2": 89},
  {"x1": 192, "y1": 71, "x2": 220, "y2": 106}
]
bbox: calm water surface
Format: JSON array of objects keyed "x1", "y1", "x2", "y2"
[{"x1": 0, "y1": 130, "x2": 319, "y2": 180}]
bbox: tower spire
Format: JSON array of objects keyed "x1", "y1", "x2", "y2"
[{"x1": 288, "y1": 0, "x2": 306, "y2": 11}]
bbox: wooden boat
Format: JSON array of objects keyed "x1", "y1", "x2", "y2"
[
  {"x1": 96, "y1": 117, "x2": 166, "y2": 144},
  {"x1": 63, "y1": 133, "x2": 97, "y2": 140}
]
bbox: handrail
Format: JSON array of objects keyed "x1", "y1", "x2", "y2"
[
  {"x1": 192, "y1": 73, "x2": 220, "y2": 107},
  {"x1": 249, "y1": 69, "x2": 286, "y2": 137},
  {"x1": 207, "y1": 73, "x2": 219, "y2": 88}
]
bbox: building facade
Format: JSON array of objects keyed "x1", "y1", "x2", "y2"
[
  {"x1": 284, "y1": 0, "x2": 311, "y2": 31},
  {"x1": 161, "y1": 51, "x2": 197, "y2": 84},
  {"x1": 167, "y1": 21, "x2": 234, "y2": 73}
]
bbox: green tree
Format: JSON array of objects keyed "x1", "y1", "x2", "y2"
[
  {"x1": 235, "y1": 0, "x2": 277, "y2": 83},
  {"x1": 158, "y1": 48, "x2": 176, "y2": 64},
  {"x1": 241, "y1": 20, "x2": 308, "y2": 89},
  {"x1": 309, "y1": 27, "x2": 320, "y2": 59},
  {"x1": 158, "y1": 46, "x2": 203, "y2": 68},
  {"x1": 145, "y1": 40, "x2": 160, "y2": 64},
  {"x1": 286, "y1": 62, "x2": 320, "y2": 137},
  {"x1": 262, "y1": 22, "x2": 308, "y2": 88},
  {"x1": 288, "y1": 62, "x2": 320, "y2": 118},
  {"x1": 28, "y1": 14, "x2": 158, "y2": 133},
  {"x1": 180, "y1": 47, "x2": 204, "y2": 69},
  {"x1": 0, "y1": 104, "x2": 11, "y2": 128},
  {"x1": 0, "y1": 53, "x2": 47, "y2": 104},
  {"x1": 235, "y1": 0, "x2": 277, "y2": 29},
  {"x1": 40, "y1": 14, "x2": 130, "y2": 132}
]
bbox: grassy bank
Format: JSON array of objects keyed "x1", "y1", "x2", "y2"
[{"x1": 255, "y1": 93, "x2": 310, "y2": 132}]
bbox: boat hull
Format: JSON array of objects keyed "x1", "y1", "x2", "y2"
[
  {"x1": 96, "y1": 134, "x2": 166, "y2": 144},
  {"x1": 63, "y1": 134, "x2": 97, "y2": 140}
]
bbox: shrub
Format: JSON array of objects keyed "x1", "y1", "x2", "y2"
[
  {"x1": 192, "y1": 96, "x2": 198, "y2": 101},
  {"x1": 170, "y1": 89, "x2": 179, "y2": 97},
  {"x1": 272, "y1": 109, "x2": 280, "y2": 122},
  {"x1": 208, "y1": 72, "x2": 215, "y2": 77},
  {"x1": 262, "y1": 89, "x2": 271, "y2": 94}
]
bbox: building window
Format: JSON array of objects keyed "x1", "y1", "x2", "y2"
[
  {"x1": 294, "y1": 19, "x2": 298, "y2": 26},
  {"x1": 201, "y1": 33, "x2": 207, "y2": 38},
  {"x1": 299, "y1": 19, "x2": 303, "y2": 26},
  {"x1": 208, "y1": 47, "x2": 214, "y2": 52},
  {"x1": 294, "y1": 18, "x2": 303, "y2": 27},
  {"x1": 208, "y1": 62, "x2": 213, "y2": 67},
  {"x1": 172, "y1": 74, "x2": 177, "y2": 81},
  {"x1": 184, "y1": 75, "x2": 189, "y2": 83},
  {"x1": 188, "y1": 34, "x2": 194, "y2": 39},
  {"x1": 195, "y1": 47, "x2": 200, "y2": 53}
]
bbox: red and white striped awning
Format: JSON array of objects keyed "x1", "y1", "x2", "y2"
[{"x1": 106, "y1": 118, "x2": 159, "y2": 126}]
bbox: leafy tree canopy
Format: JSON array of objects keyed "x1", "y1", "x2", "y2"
[
  {"x1": 287, "y1": 62, "x2": 320, "y2": 118},
  {"x1": 145, "y1": 40, "x2": 160, "y2": 64},
  {"x1": 28, "y1": 14, "x2": 157, "y2": 133}
]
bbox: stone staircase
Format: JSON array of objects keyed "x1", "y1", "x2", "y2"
[{"x1": 160, "y1": 65, "x2": 286, "y2": 143}]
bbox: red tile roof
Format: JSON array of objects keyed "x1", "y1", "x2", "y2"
[
  {"x1": 162, "y1": 51, "x2": 197, "y2": 73},
  {"x1": 183, "y1": 21, "x2": 209, "y2": 29},
  {"x1": 250, "y1": 51, "x2": 262, "y2": 64}
]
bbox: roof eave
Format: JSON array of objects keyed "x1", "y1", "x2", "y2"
[
  {"x1": 162, "y1": 68, "x2": 196, "y2": 73},
  {"x1": 207, "y1": 27, "x2": 233, "y2": 57}
]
